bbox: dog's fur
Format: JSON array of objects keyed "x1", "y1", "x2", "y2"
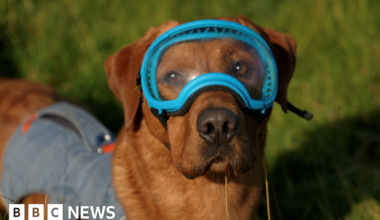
[{"x1": 0, "y1": 15, "x2": 296, "y2": 219}]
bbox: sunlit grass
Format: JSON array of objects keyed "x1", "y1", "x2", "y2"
[{"x1": 0, "y1": 0, "x2": 379, "y2": 219}]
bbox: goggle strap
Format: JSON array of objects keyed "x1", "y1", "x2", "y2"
[
  {"x1": 163, "y1": 143, "x2": 171, "y2": 151},
  {"x1": 287, "y1": 101, "x2": 314, "y2": 121},
  {"x1": 149, "y1": 103, "x2": 311, "y2": 152},
  {"x1": 149, "y1": 108, "x2": 172, "y2": 151},
  {"x1": 135, "y1": 70, "x2": 142, "y2": 90},
  {"x1": 150, "y1": 108, "x2": 168, "y2": 129},
  {"x1": 257, "y1": 107, "x2": 272, "y2": 126}
]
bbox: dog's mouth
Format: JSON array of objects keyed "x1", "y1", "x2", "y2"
[
  {"x1": 182, "y1": 154, "x2": 233, "y2": 180},
  {"x1": 201, "y1": 155, "x2": 231, "y2": 175},
  {"x1": 180, "y1": 142, "x2": 257, "y2": 180},
  {"x1": 199, "y1": 152, "x2": 252, "y2": 179}
]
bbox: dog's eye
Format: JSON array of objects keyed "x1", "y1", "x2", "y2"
[
  {"x1": 234, "y1": 61, "x2": 248, "y2": 75},
  {"x1": 162, "y1": 71, "x2": 185, "y2": 85}
]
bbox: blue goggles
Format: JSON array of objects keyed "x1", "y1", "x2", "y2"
[{"x1": 140, "y1": 20, "x2": 278, "y2": 116}]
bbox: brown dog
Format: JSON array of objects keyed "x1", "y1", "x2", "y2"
[
  {"x1": 0, "y1": 15, "x2": 296, "y2": 219},
  {"x1": 105, "y1": 15, "x2": 296, "y2": 219}
]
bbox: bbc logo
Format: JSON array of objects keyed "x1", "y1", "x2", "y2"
[
  {"x1": 9, "y1": 204, "x2": 116, "y2": 219},
  {"x1": 9, "y1": 204, "x2": 63, "y2": 220}
]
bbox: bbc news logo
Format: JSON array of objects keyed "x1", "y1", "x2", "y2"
[{"x1": 9, "y1": 204, "x2": 116, "y2": 220}]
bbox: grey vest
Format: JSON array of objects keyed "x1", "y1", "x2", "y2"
[{"x1": 1, "y1": 101, "x2": 125, "y2": 219}]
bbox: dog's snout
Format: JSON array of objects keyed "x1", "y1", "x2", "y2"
[{"x1": 197, "y1": 108, "x2": 238, "y2": 145}]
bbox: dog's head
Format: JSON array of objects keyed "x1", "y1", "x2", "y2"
[{"x1": 105, "y1": 15, "x2": 296, "y2": 179}]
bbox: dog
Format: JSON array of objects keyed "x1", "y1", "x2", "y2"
[{"x1": 0, "y1": 15, "x2": 300, "y2": 219}]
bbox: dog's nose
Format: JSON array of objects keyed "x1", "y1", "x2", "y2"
[{"x1": 197, "y1": 108, "x2": 238, "y2": 145}]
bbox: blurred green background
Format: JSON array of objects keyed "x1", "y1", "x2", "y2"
[{"x1": 1, "y1": 0, "x2": 379, "y2": 219}]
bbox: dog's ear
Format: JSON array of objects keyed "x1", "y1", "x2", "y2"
[
  {"x1": 105, "y1": 42, "x2": 141, "y2": 130},
  {"x1": 104, "y1": 27, "x2": 158, "y2": 130},
  {"x1": 105, "y1": 21, "x2": 181, "y2": 130},
  {"x1": 218, "y1": 15, "x2": 297, "y2": 113}
]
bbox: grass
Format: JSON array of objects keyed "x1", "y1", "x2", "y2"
[{"x1": 1, "y1": 0, "x2": 379, "y2": 219}]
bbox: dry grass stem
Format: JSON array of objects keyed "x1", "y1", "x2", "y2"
[
  {"x1": 265, "y1": 157, "x2": 271, "y2": 220},
  {"x1": 225, "y1": 171, "x2": 230, "y2": 220}
]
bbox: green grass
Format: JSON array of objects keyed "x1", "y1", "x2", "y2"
[{"x1": 1, "y1": 0, "x2": 379, "y2": 219}]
